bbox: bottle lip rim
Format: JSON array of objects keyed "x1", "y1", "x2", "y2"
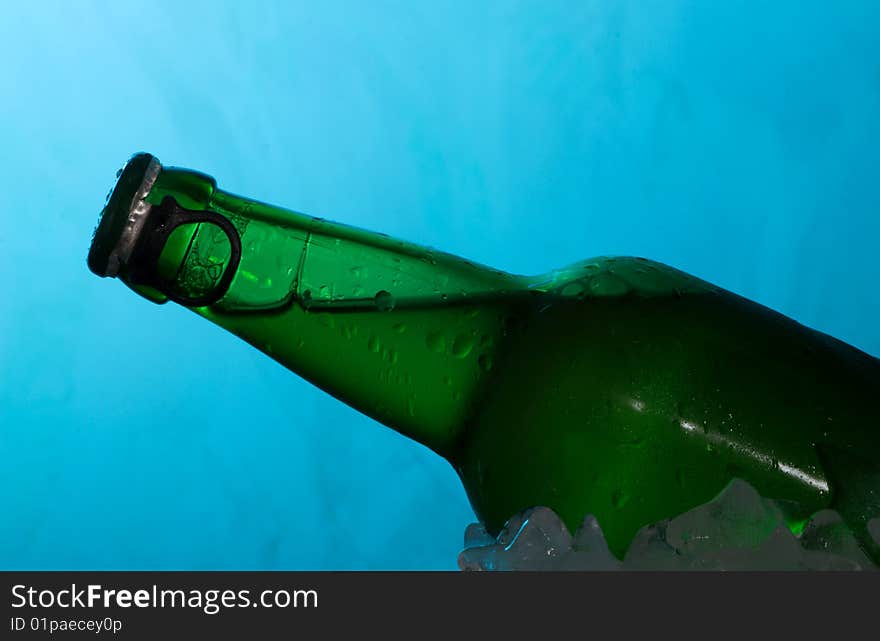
[{"x1": 87, "y1": 153, "x2": 161, "y2": 278}]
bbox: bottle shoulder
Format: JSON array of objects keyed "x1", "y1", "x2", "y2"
[{"x1": 525, "y1": 256, "x2": 718, "y2": 300}]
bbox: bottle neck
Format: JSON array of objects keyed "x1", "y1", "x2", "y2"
[{"x1": 126, "y1": 167, "x2": 523, "y2": 459}]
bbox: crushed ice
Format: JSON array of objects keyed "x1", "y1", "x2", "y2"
[{"x1": 458, "y1": 479, "x2": 880, "y2": 571}]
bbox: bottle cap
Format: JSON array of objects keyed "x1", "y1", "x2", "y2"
[{"x1": 88, "y1": 152, "x2": 161, "y2": 277}]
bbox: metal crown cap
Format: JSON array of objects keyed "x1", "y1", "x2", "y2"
[{"x1": 87, "y1": 152, "x2": 161, "y2": 278}]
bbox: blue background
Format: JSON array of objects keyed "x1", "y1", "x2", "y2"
[{"x1": 1, "y1": 1, "x2": 878, "y2": 570}]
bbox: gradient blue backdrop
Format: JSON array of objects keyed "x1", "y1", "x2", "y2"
[{"x1": 1, "y1": 1, "x2": 878, "y2": 570}]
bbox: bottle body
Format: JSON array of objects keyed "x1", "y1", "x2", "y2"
[
  {"x1": 454, "y1": 278, "x2": 880, "y2": 560},
  {"x1": 89, "y1": 154, "x2": 880, "y2": 562}
]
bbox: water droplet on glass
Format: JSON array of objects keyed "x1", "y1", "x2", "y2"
[
  {"x1": 392, "y1": 322, "x2": 407, "y2": 333},
  {"x1": 426, "y1": 331, "x2": 446, "y2": 354},
  {"x1": 374, "y1": 290, "x2": 395, "y2": 311},
  {"x1": 368, "y1": 335, "x2": 380, "y2": 353},
  {"x1": 611, "y1": 489, "x2": 629, "y2": 508},
  {"x1": 339, "y1": 323, "x2": 357, "y2": 339},
  {"x1": 561, "y1": 282, "x2": 585, "y2": 297},
  {"x1": 451, "y1": 334, "x2": 474, "y2": 359},
  {"x1": 478, "y1": 354, "x2": 493, "y2": 372}
]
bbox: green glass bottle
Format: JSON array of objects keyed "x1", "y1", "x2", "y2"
[{"x1": 88, "y1": 153, "x2": 880, "y2": 564}]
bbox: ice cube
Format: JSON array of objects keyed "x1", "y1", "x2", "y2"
[
  {"x1": 462, "y1": 523, "x2": 495, "y2": 549},
  {"x1": 567, "y1": 515, "x2": 622, "y2": 570},
  {"x1": 664, "y1": 478, "x2": 787, "y2": 553},
  {"x1": 624, "y1": 521, "x2": 685, "y2": 570},
  {"x1": 799, "y1": 509, "x2": 874, "y2": 568},
  {"x1": 458, "y1": 507, "x2": 574, "y2": 571},
  {"x1": 868, "y1": 517, "x2": 880, "y2": 546}
]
